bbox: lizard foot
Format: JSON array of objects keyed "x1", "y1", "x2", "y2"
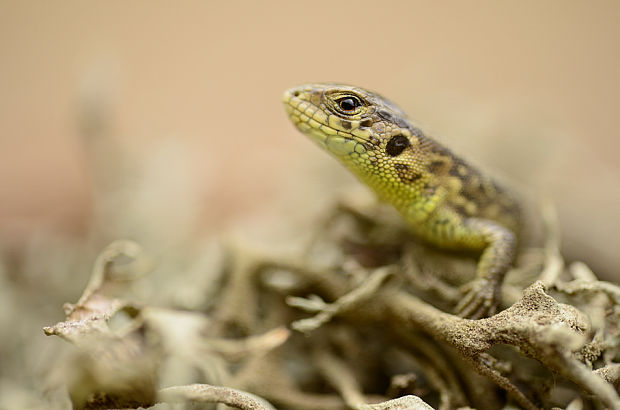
[{"x1": 455, "y1": 278, "x2": 499, "y2": 319}]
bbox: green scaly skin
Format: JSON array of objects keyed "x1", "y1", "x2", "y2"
[{"x1": 283, "y1": 83, "x2": 522, "y2": 319}]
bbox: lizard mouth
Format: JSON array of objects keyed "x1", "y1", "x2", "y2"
[{"x1": 282, "y1": 87, "x2": 370, "y2": 156}]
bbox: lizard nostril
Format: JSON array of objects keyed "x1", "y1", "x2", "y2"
[{"x1": 293, "y1": 91, "x2": 300, "y2": 97}]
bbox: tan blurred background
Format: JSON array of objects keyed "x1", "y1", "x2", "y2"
[{"x1": 1, "y1": 1, "x2": 619, "y2": 278}]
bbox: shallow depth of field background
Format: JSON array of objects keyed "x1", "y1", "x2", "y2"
[
  {"x1": 2, "y1": 1, "x2": 620, "y2": 269},
  {"x1": 0, "y1": 1, "x2": 620, "y2": 296},
  {"x1": 1, "y1": 1, "x2": 619, "y2": 405},
  {"x1": 2, "y1": 2, "x2": 620, "y2": 269}
]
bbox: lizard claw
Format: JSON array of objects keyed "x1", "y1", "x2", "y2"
[{"x1": 455, "y1": 278, "x2": 498, "y2": 319}]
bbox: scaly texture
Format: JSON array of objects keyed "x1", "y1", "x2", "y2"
[{"x1": 283, "y1": 83, "x2": 522, "y2": 318}]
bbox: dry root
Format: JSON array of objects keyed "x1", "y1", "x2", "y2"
[{"x1": 43, "y1": 201, "x2": 620, "y2": 409}]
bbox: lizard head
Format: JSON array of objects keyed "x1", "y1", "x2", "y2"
[{"x1": 283, "y1": 83, "x2": 431, "y2": 204}]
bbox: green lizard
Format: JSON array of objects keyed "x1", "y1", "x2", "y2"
[{"x1": 283, "y1": 83, "x2": 522, "y2": 319}]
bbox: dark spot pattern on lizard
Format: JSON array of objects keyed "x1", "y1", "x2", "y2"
[{"x1": 394, "y1": 163, "x2": 422, "y2": 183}]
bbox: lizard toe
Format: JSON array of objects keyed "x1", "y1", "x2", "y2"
[{"x1": 456, "y1": 278, "x2": 498, "y2": 319}]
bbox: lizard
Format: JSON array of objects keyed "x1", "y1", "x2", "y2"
[{"x1": 282, "y1": 83, "x2": 523, "y2": 319}]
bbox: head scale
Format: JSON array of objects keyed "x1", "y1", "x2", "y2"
[{"x1": 283, "y1": 83, "x2": 431, "y2": 206}]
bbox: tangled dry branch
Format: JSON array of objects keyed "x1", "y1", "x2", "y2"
[{"x1": 43, "y1": 200, "x2": 620, "y2": 409}]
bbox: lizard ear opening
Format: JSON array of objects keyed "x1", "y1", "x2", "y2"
[{"x1": 386, "y1": 134, "x2": 410, "y2": 156}]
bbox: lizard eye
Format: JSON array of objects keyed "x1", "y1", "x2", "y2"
[
  {"x1": 386, "y1": 134, "x2": 410, "y2": 156},
  {"x1": 337, "y1": 97, "x2": 361, "y2": 112}
]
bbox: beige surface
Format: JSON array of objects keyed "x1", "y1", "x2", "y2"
[{"x1": 1, "y1": 1, "x2": 619, "y2": 275}]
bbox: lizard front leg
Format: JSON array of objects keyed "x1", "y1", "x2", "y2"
[{"x1": 453, "y1": 218, "x2": 517, "y2": 319}]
